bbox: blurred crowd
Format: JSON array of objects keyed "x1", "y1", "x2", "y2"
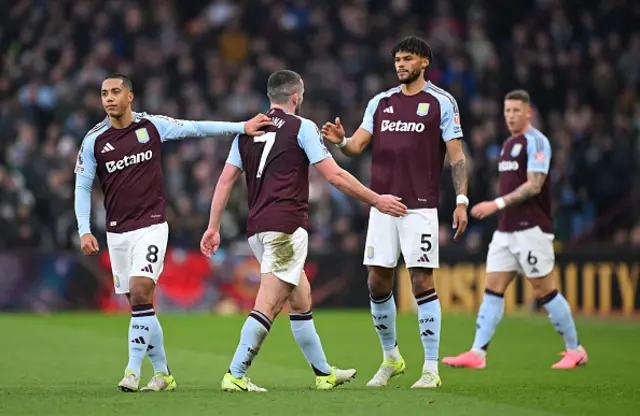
[{"x1": 0, "y1": 0, "x2": 639, "y2": 254}]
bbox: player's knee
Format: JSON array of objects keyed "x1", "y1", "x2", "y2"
[
  {"x1": 485, "y1": 272, "x2": 515, "y2": 293},
  {"x1": 128, "y1": 276, "x2": 155, "y2": 306},
  {"x1": 288, "y1": 288, "x2": 312, "y2": 313},
  {"x1": 529, "y1": 274, "x2": 555, "y2": 299},
  {"x1": 254, "y1": 273, "x2": 294, "y2": 320},
  {"x1": 254, "y1": 296, "x2": 288, "y2": 321},
  {"x1": 409, "y1": 267, "x2": 434, "y2": 294},
  {"x1": 367, "y1": 266, "x2": 394, "y2": 296}
]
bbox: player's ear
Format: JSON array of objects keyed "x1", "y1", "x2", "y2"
[
  {"x1": 422, "y1": 57, "x2": 430, "y2": 70},
  {"x1": 128, "y1": 91, "x2": 134, "y2": 103}
]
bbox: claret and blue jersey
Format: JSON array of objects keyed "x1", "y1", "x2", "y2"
[
  {"x1": 74, "y1": 113, "x2": 245, "y2": 235},
  {"x1": 361, "y1": 81, "x2": 463, "y2": 209},
  {"x1": 226, "y1": 108, "x2": 331, "y2": 237},
  {"x1": 497, "y1": 127, "x2": 553, "y2": 233}
]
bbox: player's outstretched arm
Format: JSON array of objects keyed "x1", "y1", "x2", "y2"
[
  {"x1": 321, "y1": 117, "x2": 372, "y2": 157},
  {"x1": 445, "y1": 139, "x2": 469, "y2": 240},
  {"x1": 296, "y1": 118, "x2": 402, "y2": 214},
  {"x1": 313, "y1": 158, "x2": 407, "y2": 217},
  {"x1": 145, "y1": 113, "x2": 272, "y2": 142}
]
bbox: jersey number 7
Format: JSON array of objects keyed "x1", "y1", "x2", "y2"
[{"x1": 254, "y1": 132, "x2": 276, "y2": 178}]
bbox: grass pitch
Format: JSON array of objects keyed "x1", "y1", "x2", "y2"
[{"x1": 0, "y1": 311, "x2": 638, "y2": 415}]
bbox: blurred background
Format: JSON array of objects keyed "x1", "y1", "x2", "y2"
[{"x1": 0, "y1": 0, "x2": 638, "y2": 314}]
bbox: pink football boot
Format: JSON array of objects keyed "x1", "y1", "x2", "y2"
[
  {"x1": 442, "y1": 351, "x2": 486, "y2": 369},
  {"x1": 552, "y1": 347, "x2": 588, "y2": 369}
]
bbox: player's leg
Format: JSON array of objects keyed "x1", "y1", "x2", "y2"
[
  {"x1": 397, "y1": 209, "x2": 441, "y2": 388},
  {"x1": 518, "y1": 228, "x2": 586, "y2": 369},
  {"x1": 222, "y1": 230, "x2": 301, "y2": 392},
  {"x1": 443, "y1": 231, "x2": 519, "y2": 369},
  {"x1": 126, "y1": 223, "x2": 174, "y2": 392},
  {"x1": 470, "y1": 273, "x2": 515, "y2": 355},
  {"x1": 288, "y1": 272, "x2": 356, "y2": 389},
  {"x1": 223, "y1": 272, "x2": 292, "y2": 392},
  {"x1": 363, "y1": 208, "x2": 405, "y2": 387},
  {"x1": 107, "y1": 231, "x2": 141, "y2": 392}
]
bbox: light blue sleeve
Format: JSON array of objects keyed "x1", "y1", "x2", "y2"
[
  {"x1": 225, "y1": 135, "x2": 243, "y2": 170},
  {"x1": 359, "y1": 94, "x2": 384, "y2": 133},
  {"x1": 525, "y1": 130, "x2": 552, "y2": 173},
  {"x1": 435, "y1": 94, "x2": 463, "y2": 142},
  {"x1": 297, "y1": 118, "x2": 332, "y2": 164},
  {"x1": 74, "y1": 133, "x2": 98, "y2": 236},
  {"x1": 145, "y1": 114, "x2": 246, "y2": 142}
]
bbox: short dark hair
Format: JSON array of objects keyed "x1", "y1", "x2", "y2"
[
  {"x1": 267, "y1": 70, "x2": 303, "y2": 104},
  {"x1": 104, "y1": 73, "x2": 133, "y2": 92},
  {"x1": 391, "y1": 36, "x2": 433, "y2": 61},
  {"x1": 505, "y1": 89, "x2": 531, "y2": 104}
]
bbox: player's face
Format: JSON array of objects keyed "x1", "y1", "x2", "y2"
[
  {"x1": 394, "y1": 51, "x2": 428, "y2": 84},
  {"x1": 101, "y1": 79, "x2": 133, "y2": 118},
  {"x1": 504, "y1": 99, "x2": 531, "y2": 134}
]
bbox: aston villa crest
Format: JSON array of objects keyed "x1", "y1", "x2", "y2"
[
  {"x1": 417, "y1": 103, "x2": 430, "y2": 116},
  {"x1": 135, "y1": 128, "x2": 150, "y2": 143}
]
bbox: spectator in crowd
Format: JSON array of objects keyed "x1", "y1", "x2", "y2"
[{"x1": 0, "y1": 0, "x2": 637, "y2": 253}]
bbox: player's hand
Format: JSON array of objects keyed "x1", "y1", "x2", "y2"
[
  {"x1": 200, "y1": 228, "x2": 221, "y2": 258},
  {"x1": 244, "y1": 113, "x2": 272, "y2": 136},
  {"x1": 80, "y1": 234, "x2": 99, "y2": 255},
  {"x1": 452, "y1": 204, "x2": 469, "y2": 241},
  {"x1": 471, "y1": 201, "x2": 499, "y2": 220},
  {"x1": 373, "y1": 194, "x2": 408, "y2": 217},
  {"x1": 321, "y1": 117, "x2": 346, "y2": 144}
]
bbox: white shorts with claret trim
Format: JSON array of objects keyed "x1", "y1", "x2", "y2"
[
  {"x1": 106, "y1": 222, "x2": 169, "y2": 294},
  {"x1": 363, "y1": 207, "x2": 439, "y2": 269},
  {"x1": 248, "y1": 227, "x2": 308, "y2": 286},
  {"x1": 486, "y1": 226, "x2": 555, "y2": 278}
]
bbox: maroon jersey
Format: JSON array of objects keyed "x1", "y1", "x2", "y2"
[
  {"x1": 361, "y1": 82, "x2": 463, "y2": 209},
  {"x1": 226, "y1": 108, "x2": 331, "y2": 237},
  {"x1": 75, "y1": 112, "x2": 246, "y2": 236},
  {"x1": 75, "y1": 113, "x2": 166, "y2": 233},
  {"x1": 497, "y1": 127, "x2": 553, "y2": 233}
]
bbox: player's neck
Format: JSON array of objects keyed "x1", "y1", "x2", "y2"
[
  {"x1": 109, "y1": 110, "x2": 133, "y2": 129},
  {"x1": 401, "y1": 78, "x2": 428, "y2": 96},
  {"x1": 510, "y1": 123, "x2": 531, "y2": 137},
  {"x1": 269, "y1": 103, "x2": 295, "y2": 114}
]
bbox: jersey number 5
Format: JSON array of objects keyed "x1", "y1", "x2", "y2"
[{"x1": 254, "y1": 132, "x2": 276, "y2": 178}]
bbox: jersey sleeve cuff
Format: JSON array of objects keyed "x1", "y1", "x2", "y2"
[
  {"x1": 442, "y1": 135, "x2": 463, "y2": 142},
  {"x1": 310, "y1": 153, "x2": 332, "y2": 165},
  {"x1": 226, "y1": 160, "x2": 243, "y2": 170}
]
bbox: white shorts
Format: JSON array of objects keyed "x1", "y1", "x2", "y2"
[
  {"x1": 486, "y1": 226, "x2": 555, "y2": 278},
  {"x1": 106, "y1": 222, "x2": 169, "y2": 294},
  {"x1": 363, "y1": 207, "x2": 439, "y2": 269},
  {"x1": 248, "y1": 227, "x2": 308, "y2": 286}
]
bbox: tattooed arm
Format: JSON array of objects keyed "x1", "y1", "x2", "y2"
[
  {"x1": 446, "y1": 139, "x2": 468, "y2": 197},
  {"x1": 445, "y1": 139, "x2": 469, "y2": 239},
  {"x1": 471, "y1": 171, "x2": 547, "y2": 220},
  {"x1": 501, "y1": 171, "x2": 546, "y2": 207}
]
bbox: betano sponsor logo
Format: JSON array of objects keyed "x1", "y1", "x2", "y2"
[
  {"x1": 498, "y1": 160, "x2": 519, "y2": 172},
  {"x1": 381, "y1": 120, "x2": 425, "y2": 133},
  {"x1": 106, "y1": 150, "x2": 153, "y2": 173}
]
